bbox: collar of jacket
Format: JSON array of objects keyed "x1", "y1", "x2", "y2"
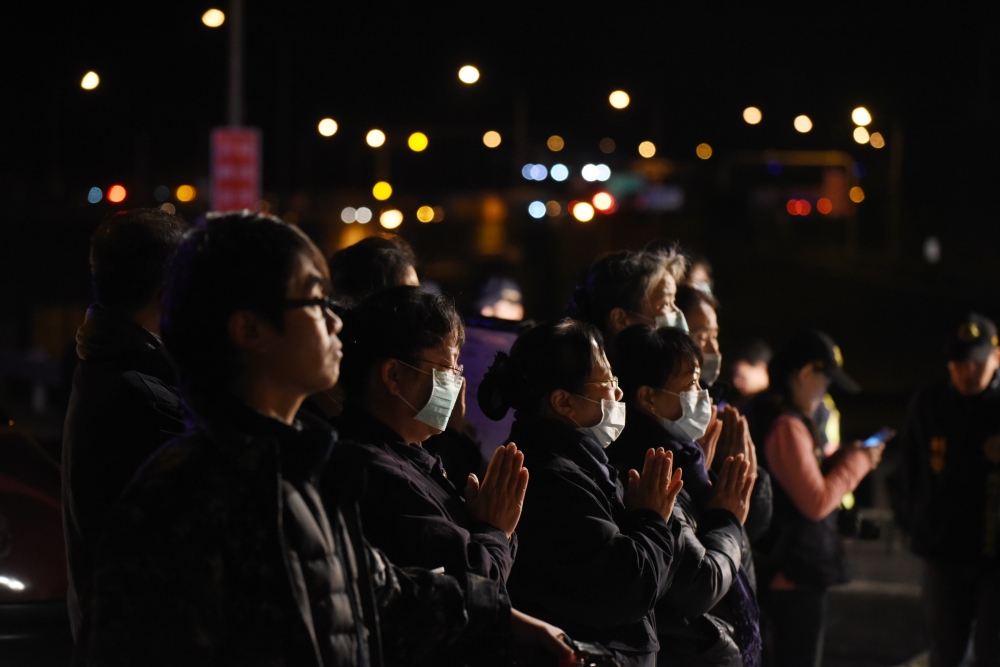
[
  {"x1": 510, "y1": 411, "x2": 619, "y2": 500},
  {"x1": 76, "y1": 304, "x2": 174, "y2": 375},
  {"x1": 335, "y1": 403, "x2": 449, "y2": 481}
]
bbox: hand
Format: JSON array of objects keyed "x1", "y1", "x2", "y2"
[
  {"x1": 852, "y1": 441, "x2": 885, "y2": 470},
  {"x1": 510, "y1": 609, "x2": 575, "y2": 664},
  {"x1": 718, "y1": 406, "x2": 758, "y2": 477},
  {"x1": 624, "y1": 448, "x2": 684, "y2": 521},
  {"x1": 466, "y1": 443, "x2": 529, "y2": 538},
  {"x1": 706, "y1": 454, "x2": 755, "y2": 524},
  {"x1": 696, "y1": 405, "x2": 721, "y2": 471},
  {"x1": 447, "y1": 378, "x2": 467, "y2": 432}
]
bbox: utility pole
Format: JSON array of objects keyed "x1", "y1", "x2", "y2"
[{"x1": 227, "y1": 0, "x2": 244, "y2": 126}]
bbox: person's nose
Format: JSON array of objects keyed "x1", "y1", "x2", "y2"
[
  {"x1": 327, "y1": 310, "x2": 343, "y2": 335},
  {"x1": 614, "y1": 386, "x2": 623, "y2": 401}
]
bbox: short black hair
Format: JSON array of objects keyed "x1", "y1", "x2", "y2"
[
  {"x1": 161, "y1": 212, "x2": 329, "y2": 416},
  {"x1": 338, "y1": 285, "x2": 465, "y2": 399},
  {"x1": 90, "y1": 208, "x2": 187, "y2": 313},
  {"x1": 328, "y1": 236, "x2": 417, "y2": 307},
  {"x1": 676, "y1": 284, "x2": 719, "y2": 319},
  {"x1": 478, "y1": 319, "x2": 602, "y2": 420},
  {"x1": 612, "y1": 324, "x2": 704, "y2": 407},
  {"x1": 735, "y1": 338, "x2": 772, "y2": 366}
]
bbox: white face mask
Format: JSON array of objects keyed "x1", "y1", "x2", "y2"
[
  {"x1": 701, "y1": 353, "x2": 722, "y2": 387},
  {"x1": 396, "y1": 362, "x2": 463, "y2": 432},
  {"x1": 573, "y1": 396, "x2": 627, "y2": 448},
  {"x1": 658, "y1": 389, "x2": 712, "y2": 442},
  {"x1": 653, "y1": 308, "x2": 689, "y2": 334}
]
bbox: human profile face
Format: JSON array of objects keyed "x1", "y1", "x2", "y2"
[
  {"x1": 686, "y1": 301, "x2": 719, "y2": 356},
  {"x1": 790, "y1": 362, "x2": 831, "y2": 416},
  {"x1": 732, "y1": 360, "x2": 769, "y2": 396},
  {"x1": 567, "y1": 342, "x2": 622, "y2": 428},
  {"x1": 646, "y1": 357, "x2": 702, "y2": 422},
  {"x1": 641, "y1": 272, "x2": 679, "y2": 322},
  {"x1": 948, "y1": 349, "x2": 1000, "y2": 396},
  {"x1": 392, "y1": 335, "x2": 462, "y2": 442}
]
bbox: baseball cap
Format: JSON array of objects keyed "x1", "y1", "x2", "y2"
[
  {"x1": 773, "y1": 330, "x2": 861, "y2": 393},
  {"x1": 947, "y1": 313, "x2": 999, "y2": 363}
]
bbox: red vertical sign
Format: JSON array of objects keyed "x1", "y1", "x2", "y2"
[{"x1": 211, "y1": 127, "x2": 261, "y2": 212}]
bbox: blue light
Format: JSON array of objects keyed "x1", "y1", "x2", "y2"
[
  {"x1": 87, "y1": 187, "x2": 102, "y2": 204},
  {"x1": 528, "y1": 201, "x2": 547, "y2": 219},
  {"x1": 852, "y1": 162, "x2": 867, "y2": 178},
  {"x1": 530, "y1": 164, "x2": 548, "y2": 181},
  {"x1": 521, "y1": 164, "x2": 535, "y2": 180},
  {"x1": 551, "y1": 164, "x2": 569, "y2": 181},
  {"x1": 767, "y1": 159, "x2": 782, "y2": 175},
  {"x1": 596, "y1": 164, "x2": 611, "y2": 181}
]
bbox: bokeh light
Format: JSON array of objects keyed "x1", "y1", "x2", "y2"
[
  {"x1": 458, "y1": 65, "x2": 480, "y2": 84},
  {"x1": 153, "y1": 185, "x2": 169, "y2": 201},
  {"x1": 600, "y1": 138, "x2": 616, "y2": 153},
  {"x1": 159, "y1": 202, "x2": 176, "y2": 215},
  {"x1": 417, "y1": 206, "x2": 435, "y2": 223},
  {"x1": 581, "y1": 164, "x2": 599, "y2": 182},
  {"x1": 849, "y1": 186, "x2": 865, "y2": 203},
  {"x1": 572, "y1": 202, "x2": 595, "y2": 222},
  {"x1": 176, "y1": 185, "x2": 196, "y2": 202},
  {"x1": 853, "y1": 127, "x2": 870, "y2": 144},
  {"x1": 107, "y1": 184, "x2": 127, "y2": 203},
  {"x1": 483, "y1": 130, "x2": 502, "y2": 148},
  {"x1": 318, "y1": 118, "x2": 338, "y2": 137},
  {"x1": 852, "y1": 107, "x2": 872, "y2": 126},
  {"x1": 87, "y1": 187, "x2": 102, "y2": 204},
  {"x1": 366, "y1": 129, "x2": 386, "y2": 147},
  {"x1": 528, "y1": 201, "x2": 546, "y2": 219},
  {"x1": 341, "y1": 207, "x2": 357, "y2": 223},
  {"x1": 592, "y1": 192, "x2": 615, "y2": 211},
  {"x1": 638, "y1": 141, "x2": 656, "y2": 158},
  {"x1": 793, "y1": 115, "x2": 813, "y2": 133},
  {"x1": 696, "y1": 143, "x2": 713, "y2": 159},
  {"x1": 596, "y1": 164, "x2": 611, "y2": 181},
  {"x1": 546, "y1": 201, "x2": 561, "y2": 216},
  {"x1": 380, "y1": 209, "x2": 403, "y2": 229},
  {"x1": 743, "y1": 106, "x2": 762, "y2": 124},
  {"x1": 609, "y1": 90, "x2": 630, "y2": 109},
  {"x1": 408, "y1": 132, "x2": 429, "y2": 152},
  {"x1": 521, "y1": 164, "x2": 534, "y2": 180},
  {"x1": 786, "y1": 199, "x2": 811, "y2": 216},
  {"x1": 356, "y1": 207, "x2": 373, "y2": 223},
  {"x1": 432, "y1": 206, "x2": 445, "y2": 222},
  {"x1": 372, "y1": 181, "x2": 392, "y2": 200},
  {"x1": 924, "y1": 236, "x2": 941, "y2": 264},
  {"x1": 80, "y1": 71, "x2": 100, "y2": 90},
  {"x1": 767, "y1": 159, "x2": 782, "y2": 175},
  {"x1": 817, "y1": 198, "x2": 833, "y2": 214},
  {"x1": 530, "y1": 165, "x2": 548, "y2": 181},
  {"x1": 202, "y1": 8, "x2": 225, "y2": 27},
  {"x1": 550, "y1": 164, "x2": 569, "y2": 181},
  {"x1": 547, "y1": 135, "x2": 565, "y2": 152},
  {"x1": 869, "y1": 132, "x2": 886, "y2": 149}
]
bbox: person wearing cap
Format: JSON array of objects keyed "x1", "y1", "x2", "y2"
[
  {"x1": 888, "y1": 313, "x2": 1000, "y2": 667},
  {"x1": 743, "y1": 330, "x2": 883, "y2": 667}
]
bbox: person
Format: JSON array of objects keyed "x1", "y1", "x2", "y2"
[
  {"x1": 325, "y1": 235, "x2": 486, "y2": 487},
  {"x1": 82, "y1": 212, "x2": 571, "y2": 667},
  {"x1": 478, "y1": 319, "x2": 684, "y2": 667},
  {"x1": 566, "y1": 246, "x2": 689, "y2": 342},
  {"x1": 676, "y1": 284, "x2": 722, "y2": 397},
  {"x1": 477, "y1": 276, "x2": 525, "y2": 321},
  {"x1": 744, "y1": 330, "x2": 883, "y2": 667},
  {"x1": 731, "y1": 338, "x2": 772, "y2": 407},
  {"x1": 328, "y1": 235, "x2": 419, "y2": 308},
  {"x1": 888, "y1": 313, "x2": 1000, "y2": 667},
  {"x1": 61, "y1": 208, "x2": 187, "y2": 641},
  {"x1": 682, "y1": 251, "x2": 715, "y2": 297},
  {"x1": 607, "y1": 324, "x2": 761, "y2": 666},
  {"x1": 325, "y1": 285, "x2": 556, "y2": 664}
]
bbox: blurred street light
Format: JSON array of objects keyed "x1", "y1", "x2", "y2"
[
  {"x1": 408, "y1": 132, "x2": 428, "y2": 152},
  {"x1": 849, "y1": 186, "x2": 865, "y2": 203},
  {"x1": 87, "y1": 187, "x2": 102, "y2": 204},
  {"x1": 380, "y1": 209, "x2": 403, "y2": 229},
  {"x1": 372, "y1": 181, "x2": 392, "y2": 200},
  {"x1": 853, "y1": 127, "x2": 870, "y2": 144},
  {"x1": 743, "y1": 107, "x2": 762, "y2": 124},
  {"x1": 609, "y1": 90, "x2": 630, "y2": 109},
  {"x1": 356, "y1": 207, "x2": 373, "y2": 223},
  {"x1": 600, "y1": 138, "x2": 616, "y2": 153},
  {"x1": 80, "y1": 71, "x2": 100, "y2": 90},
  {"x1": 869, "y1": 132, "x2": 886, "y2": 149},
  {"x1": 793, "y1": 115, "x2": 813, "y2": 133},
  {"x1": 638, "y1": 141, "x2": 656, "y2": 158},
  {"x1": 341, "y1": 207, "x2": 357, "y2": 223},
  {"x1": 550, "y1": 164, "x2": 569, "y2": 181},
  {"x1": 107, "y1": 184, "x2": 127, "y2": 203},
  {"x1": 572, "y1": 202, "x2": 595, "y2": 222},
  {"x1": 318, "y1": 118, "x2": 338, "y2": 137},
  {"x1": 547, "y1": 135, "x2": 565, "y2": 151},
  {"x1": 458, "y1": 65, "x2": 480, "y2": 84},
  {"x1": 581, "y1": 164, "x2": 599, "y2": 182},
  {"x1": 592, "y1": 192, "x2": 614, "y2": 211},
  {"x1": 417, "y1": 206, "x2": 435, "y2": 223},
  {"x1": 366, "y1": 129, "x2": 386, "y2": 147},
  {"x1": 202, "y1": 8, "x2": 225, "y2": 27},
  {"x1": 483, "y1": 130, "x2": 502, "y2": 148},
  {"x1": 528, "y1": 201, "x2": 546, "y2": 219},
  {"x1": 176, "y1": 185, "x2": 196, "y2": 202},
  {"x1": 696, "y1": 143, "x2": 713, "y2": 159},
  {"x1": 852, "y1": 107, "x2": 872, "y2": 126}
]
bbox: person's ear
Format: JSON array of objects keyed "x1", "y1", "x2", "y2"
[
  {"x1": 549, "y1": 389, "x2": 577, "y2": 420},
  {"x1": 636, "y1": 385, "x2": 658, "y2": 413},
  {"x1": 228, "y1": 310, "x2": 268, "y2": 353},
  {"x1": 608, "y1": 307, "x2": 631, "y2": 335},
  {"x1": 380, "y1": 358, "x2": 404, "y2": 396}
]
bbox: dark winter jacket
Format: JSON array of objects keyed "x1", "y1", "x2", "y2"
[
  {"x1": 888, "y1": 372, "x2": 1000, "y2": 563},
  {"x1": 61, "y1": 305, "x2": 184, "y2": 639},
  {"x1": 606, "y1": 410, "x2": 760, "y2": 667},
  {"x1": 326, "y1": 405, "x2": 515, "y2": 585},
  {"x1": 503, "y1": 412, "x2": 680, "y2": 667},
  {"x1": 80, "y1": 401, "x2": 479, "y2": 667},
  {"x1": 424, "y1": 427, "x2": 489, "y2": 492}
]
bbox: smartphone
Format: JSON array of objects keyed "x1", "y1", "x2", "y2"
[{"x1": 863, "y1": 427, "x2": 896, "y2": 448}]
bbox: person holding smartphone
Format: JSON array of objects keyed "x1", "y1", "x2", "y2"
[{"x1": 743, "y1": 330, "x2": 883, "y2": 667}]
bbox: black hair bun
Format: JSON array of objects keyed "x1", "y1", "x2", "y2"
[{"x1": 477, "y1": 351, "x2": 514, "y2": 421}]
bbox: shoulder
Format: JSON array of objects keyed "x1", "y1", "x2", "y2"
[
  {"x1": 768, "y1": 413, "x2": 811, "y2": 442},
  {"x1": 116, "y1": 370, "x2": 184, "y2": 419}
]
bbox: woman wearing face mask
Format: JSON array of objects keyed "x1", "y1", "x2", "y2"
[
  {"x1": 607, "y1": 325, "x2": 761, "y2": 667},
  {"x1": 743, "y1": 330, "x2": 884, "y2": 667},
  {"x1": 478, "y1": 319, "x2": 684, "y2": 667},
  {"x1": 327, "y1": 286, "x2": 572, "y2": 664}
]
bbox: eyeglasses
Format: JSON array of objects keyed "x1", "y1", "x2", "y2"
[
  {"x1": 284, "y1": 295, "x2": 338, "y2": 317},
  {"x1": 583, "y1": 376, "x2": 619, "y2": 390},
  {"x1": 405, "y1": 357, "x2": 464, "y2": 378}
]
